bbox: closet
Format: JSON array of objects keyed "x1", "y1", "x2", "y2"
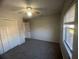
[
  {"x1": 0, "y1": 21, "x2": 10, "y2": 53},
  {"x1": 0, "y1": 35, "x2": 3, "y2": 54},
  {"x1": 0, "y1": 20, "x2": 25, "y2": 54}
]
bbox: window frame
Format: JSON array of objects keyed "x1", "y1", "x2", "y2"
[
  {"x1": 63, "y1": 3, "x2": 76, "y2": 59},
  {"x1": 63, "y1": 24, "x2": 74, "y2": 49},
  {"x1": 63, "y1": 20, "x2": 75, "y2": 59}
]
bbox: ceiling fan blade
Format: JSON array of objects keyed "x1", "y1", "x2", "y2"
[
  {"x1": 3, "y1": 4, "x2": 26, "y2": 11},
  {"x1": 10, "y1": 7, "x2": 25, "y2": 11},
  {"x1": 33, "y1": 7, "x2": 57, "y2": 11},
  {"x1": 32, "y1": 8, "x2": 45, "y2": 10}
]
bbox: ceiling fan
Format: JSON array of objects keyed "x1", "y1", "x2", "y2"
[
  {"x1": 9, "y1": 0, "x2": 41, "y2": 17},
  {"x1": 25, "y1": 0, "x2": 41, "y2": 17},
  {"x1": 25, "y1": 7, "x2": 41, "y2": 17}
]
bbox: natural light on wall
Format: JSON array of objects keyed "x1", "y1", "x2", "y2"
[{"x1": 69, "y1": 28, "x2": 74, "y2": 34}]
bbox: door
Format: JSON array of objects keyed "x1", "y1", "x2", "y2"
[
  {"x1": 24, "y1": 22, "x2": 31, "y2": 38},
  {"x1": 0, "y1": 26, "x2": 4, "y2": 54},
  {"x1": 0, "y1": 20, "x2": 20, "y2": 53},
  {"x1": 6, "y1": 20, "x2": 20, "y2": 49},
  {"x1": 0, "y1": 21, "x2": 10, "y2": 52}
]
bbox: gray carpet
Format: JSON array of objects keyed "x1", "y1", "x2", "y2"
[{"x1": 2, "y1": 39, "x2": 63, "y2": 59}]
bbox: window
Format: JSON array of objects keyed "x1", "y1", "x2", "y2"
[
  {"x1": 63, "y1": 4, "x2": 76, "y2": 58},
  {"x1": 63, "y1": 24, "x2": 74, "y2": 51}
]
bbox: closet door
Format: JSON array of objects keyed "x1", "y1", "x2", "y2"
[
  {"x1": 0, "y1": 27, "x2": 4, "y2": 54},
  {"x1": 6, "y1": 20, "x2": 20, "y2": 49},
  {"x1": 0, "y1": 39, "x2": 3, "y2": 54},
  {"x1": 0, "y1": 21, "x2": 10, "y2": 52},
  {"x1": 0, "y1": 20, "x2": 20, "y2": 53},
  {"x1": 24, "y1": 22, "x2": 31, "y2": 38}
]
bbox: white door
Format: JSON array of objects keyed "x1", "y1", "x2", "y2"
[
  {"x1": 17, "y1": 20, "x2": 25, "y2": 44},
  {"x1": 0, "y1": 20, "x2": 20, "y2": 53},
  {"x1": 0, "y1": 39, "x2": 3, "y2": 54},
  {"x1": 6, "y1": 20, "x2": 20, "y2": 49},
  {"x1": 24, "y1": 22, "x2": 31, "y2": 38},
  {"x1": 0, "y1": 26, "x2": 4, "y2": 54},
  {"x1": 0, "y1": 21, "x2": 10, "y2": 52}
]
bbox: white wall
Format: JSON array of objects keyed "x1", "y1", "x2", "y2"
[
  {"x1": 0, "y1": 37, "x2": 3, "y2": 54},
  {"x1": 30, "y1": 15, "x2": 60, "y2": 42}
]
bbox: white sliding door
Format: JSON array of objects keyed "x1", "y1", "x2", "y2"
[
  {"x1": 17, "y1": 20, "x2": 25, "y2": 45},
  {"x1": 0, "y1": 39, "x2": 3, "y2": 54},
  {"x1": 0, "y1": 21, "x2": 10, "y2": 52},
  {"x1": 6, "y1": 20, "x2": 20, "y2": 49},
  {"x1": 0, "y1": 23, "x2": 4, "y2": 54},
  {"x1": 0, "y1": 20, "x2": 20, "y2": 53},
  {"x1": 0, "y1": 30, "x2": 4, "y2": 54},
  {"x1": 0, "y1": 20, "x2": 25, "y2": 54}
]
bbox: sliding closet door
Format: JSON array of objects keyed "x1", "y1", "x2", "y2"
[
  {"x1": 0, "y1": 21, "x2": 10, "y2": 52},
  {"x1": 0, "y1": 20, "x2": 20, "y2": 53},
  {"x1": 17, "y1": 20, "x2": 25, "y2": 45},
  {"x1": 6, "y1": 20, "x2": 20, "y2": 49},
  {"x1": 0, "y1": 39, "x2": 3, "y2": 54},
  {"x1": 0, "y1": 20, "x2": 24, "y2": 54},
  {"x1": 0, "y1": 28, "x2": 4, "y2": 54}
]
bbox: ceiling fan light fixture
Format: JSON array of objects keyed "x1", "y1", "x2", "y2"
[
  {"x1": 26, "y1": 7, "x2": 33, "y2": 17},
  {"x1": 27, "y1": 11, "x2": 32, "y2": 17},
  {"x1": 27, "y1": 7, "x2": 32, "y2": 10}
]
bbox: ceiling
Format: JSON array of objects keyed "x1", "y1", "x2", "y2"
[{"x1": 0, "y1": 0, "x2": 65, "y2": 18}]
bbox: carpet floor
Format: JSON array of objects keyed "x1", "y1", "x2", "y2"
[{"x1": 1, "y1": 39, "x2": 63, "y2": 59}]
